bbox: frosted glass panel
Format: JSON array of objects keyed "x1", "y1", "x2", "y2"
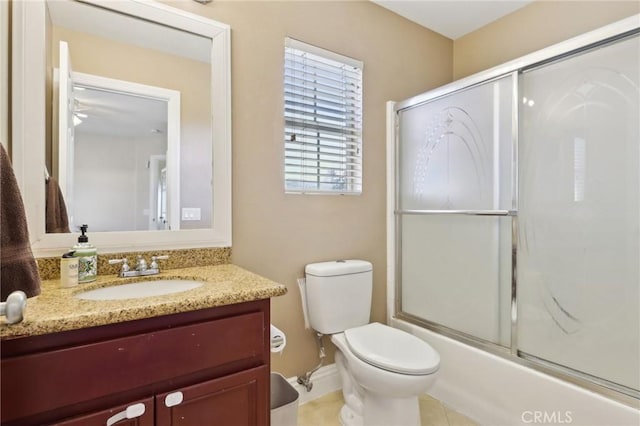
[
  {"x1": 518, "y1": 35, "x2": 640, "y2": 391},
  {"x1": 398, "y1": 76, "x2": 513, "y2": 211},
  {"x1": 401, "y1": 215, "x2": 512, "y2": 346}
]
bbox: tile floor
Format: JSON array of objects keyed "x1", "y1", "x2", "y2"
[{"x1": 298, "y1": 391, "x2": 478, "y2": 426}]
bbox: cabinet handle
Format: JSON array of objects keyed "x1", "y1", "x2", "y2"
[
  {"x1": 106, "y1": 403, "x2": 146, "y2": 426},
  {"x1": 165, "y1": 391, "x2": 184, "y2": 408}
]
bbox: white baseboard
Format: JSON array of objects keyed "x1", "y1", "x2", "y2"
[{"x1": 285, "y1": 363, "x2": 341, "y2": 405}]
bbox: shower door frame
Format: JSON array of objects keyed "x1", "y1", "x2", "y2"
[{"x1": 389, "y1": 14, "x2": 640, "y2": 407}]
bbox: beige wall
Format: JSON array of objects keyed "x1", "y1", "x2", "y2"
[
  {"x1": 163, "y1": 0, "x2": 453, "y2": 377},
  {"x1": 453, "y1": 1, "x2": 640, "y2": 79}
]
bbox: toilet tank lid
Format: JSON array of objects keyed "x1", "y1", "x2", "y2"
[{"x1": 305, "y1": 260, "x2": 372, "y2": 277}]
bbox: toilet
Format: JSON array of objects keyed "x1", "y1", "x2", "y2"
[{"x1": 302, "y1": 260, "x2": 440, "y2": 426}]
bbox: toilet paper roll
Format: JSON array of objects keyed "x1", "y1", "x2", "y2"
[{"x1": 270, "y1": 324, "x2": 287, "y2": 354}]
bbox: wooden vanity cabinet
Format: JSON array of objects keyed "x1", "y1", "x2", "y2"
[{"x1": 0, "y1": 299, "x2": 271, "y2": 426}]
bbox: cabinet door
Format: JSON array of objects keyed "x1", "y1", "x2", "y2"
[
  {"x1": 51, "y1": 397, "x2": 153, "y2": 426},
  {"x1": 156, "y1": 366, "x2": 268, "y2": 426}
]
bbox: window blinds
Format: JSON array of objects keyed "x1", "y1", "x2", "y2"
[{"x1": 284, "y1": 38, "x2": 363, "y2": 194}]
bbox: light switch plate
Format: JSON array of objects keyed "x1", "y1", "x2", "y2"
[{"x1": 181, "y1": 208, "x2": 201, "y2": 221}]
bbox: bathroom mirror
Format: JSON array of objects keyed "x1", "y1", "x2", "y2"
[{"x1": 13, "y1": 0, "x2": 231, "y2": 256}]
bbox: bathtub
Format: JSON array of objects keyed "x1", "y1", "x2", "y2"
[{"x1": 391, "y1": 318, "x2": 640, "y2": 426}]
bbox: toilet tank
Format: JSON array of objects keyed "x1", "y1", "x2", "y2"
[{"x1": 304, "y1": 260, "x2": 372, "y2": 335}]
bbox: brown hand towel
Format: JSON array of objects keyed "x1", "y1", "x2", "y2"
[
  {"x1": 1, "y1": 144, "x2": 41, "y2": 301},
  {"x1": 46, "y1": 176, "x2": 70, "y2": 233}
]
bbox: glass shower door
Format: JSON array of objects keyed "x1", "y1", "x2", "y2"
[
  {"x1": 518, "y1": 34, "x2": 640, "y2": 393},
  {"x1": 397, "y1": 75, "x2": 515, "y2": 346}
]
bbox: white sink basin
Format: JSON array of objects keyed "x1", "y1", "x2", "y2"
[{"x1": 75, "y1": 279, "x2": 204, "y2": 301}]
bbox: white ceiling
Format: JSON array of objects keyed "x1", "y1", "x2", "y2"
[
  {"x1": 372, "y1": 0, "x2": 535, "y2": 40},
  {"x1": 74, "y1": 87, "x2": 167, "y2": 138}
]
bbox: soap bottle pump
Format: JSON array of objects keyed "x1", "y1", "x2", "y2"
[{"x1": 73, "y1": 224, "x2": 97, "y2": 283}]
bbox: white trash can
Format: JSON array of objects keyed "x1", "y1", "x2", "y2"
[{"x1": 270, "y1": 372, "x2": 299, "y2": 426}]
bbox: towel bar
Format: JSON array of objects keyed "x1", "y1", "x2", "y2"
[{"x1": 0, "y1": 291, "x2": 27, "y2": 324}]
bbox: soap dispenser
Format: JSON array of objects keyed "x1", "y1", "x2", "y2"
[{"x1": 73, "y1": 224, "x2": 97, "y2": 283}]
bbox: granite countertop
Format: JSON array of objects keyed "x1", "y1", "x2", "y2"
[{"x1": 0, "y1": 264, "x2": 287, "y2": 340}]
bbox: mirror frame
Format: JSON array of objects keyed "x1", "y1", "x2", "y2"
[
  {"x1": 0, "y1": 1, "x2": 7, "y2": 150},
  {"x1": 12, "y1": 0, "x2": 232, "y2": 257}
]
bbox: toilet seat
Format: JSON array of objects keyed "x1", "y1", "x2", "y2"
[{"x1": 344, "y1": 323, "x2": 440, "y2": 375}]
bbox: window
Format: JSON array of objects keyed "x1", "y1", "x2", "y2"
[{"x1": 284, "y1": 38, "x2": 363, "y2": 194}]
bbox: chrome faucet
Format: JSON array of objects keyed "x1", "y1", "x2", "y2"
[
  {"x1": 135, "y1": 255, "x2": 148, "y2": 272},
  {"x1": 109, "y1": 255, "x2": 169, "y2": 278}
]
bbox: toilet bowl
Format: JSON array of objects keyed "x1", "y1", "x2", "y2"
[
  {"x1": 331, "y1": 323, "x2": 439, "y2": 426},
  {"x1": 302, "y1": 260, "x2": 441, "y2": 426}
]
